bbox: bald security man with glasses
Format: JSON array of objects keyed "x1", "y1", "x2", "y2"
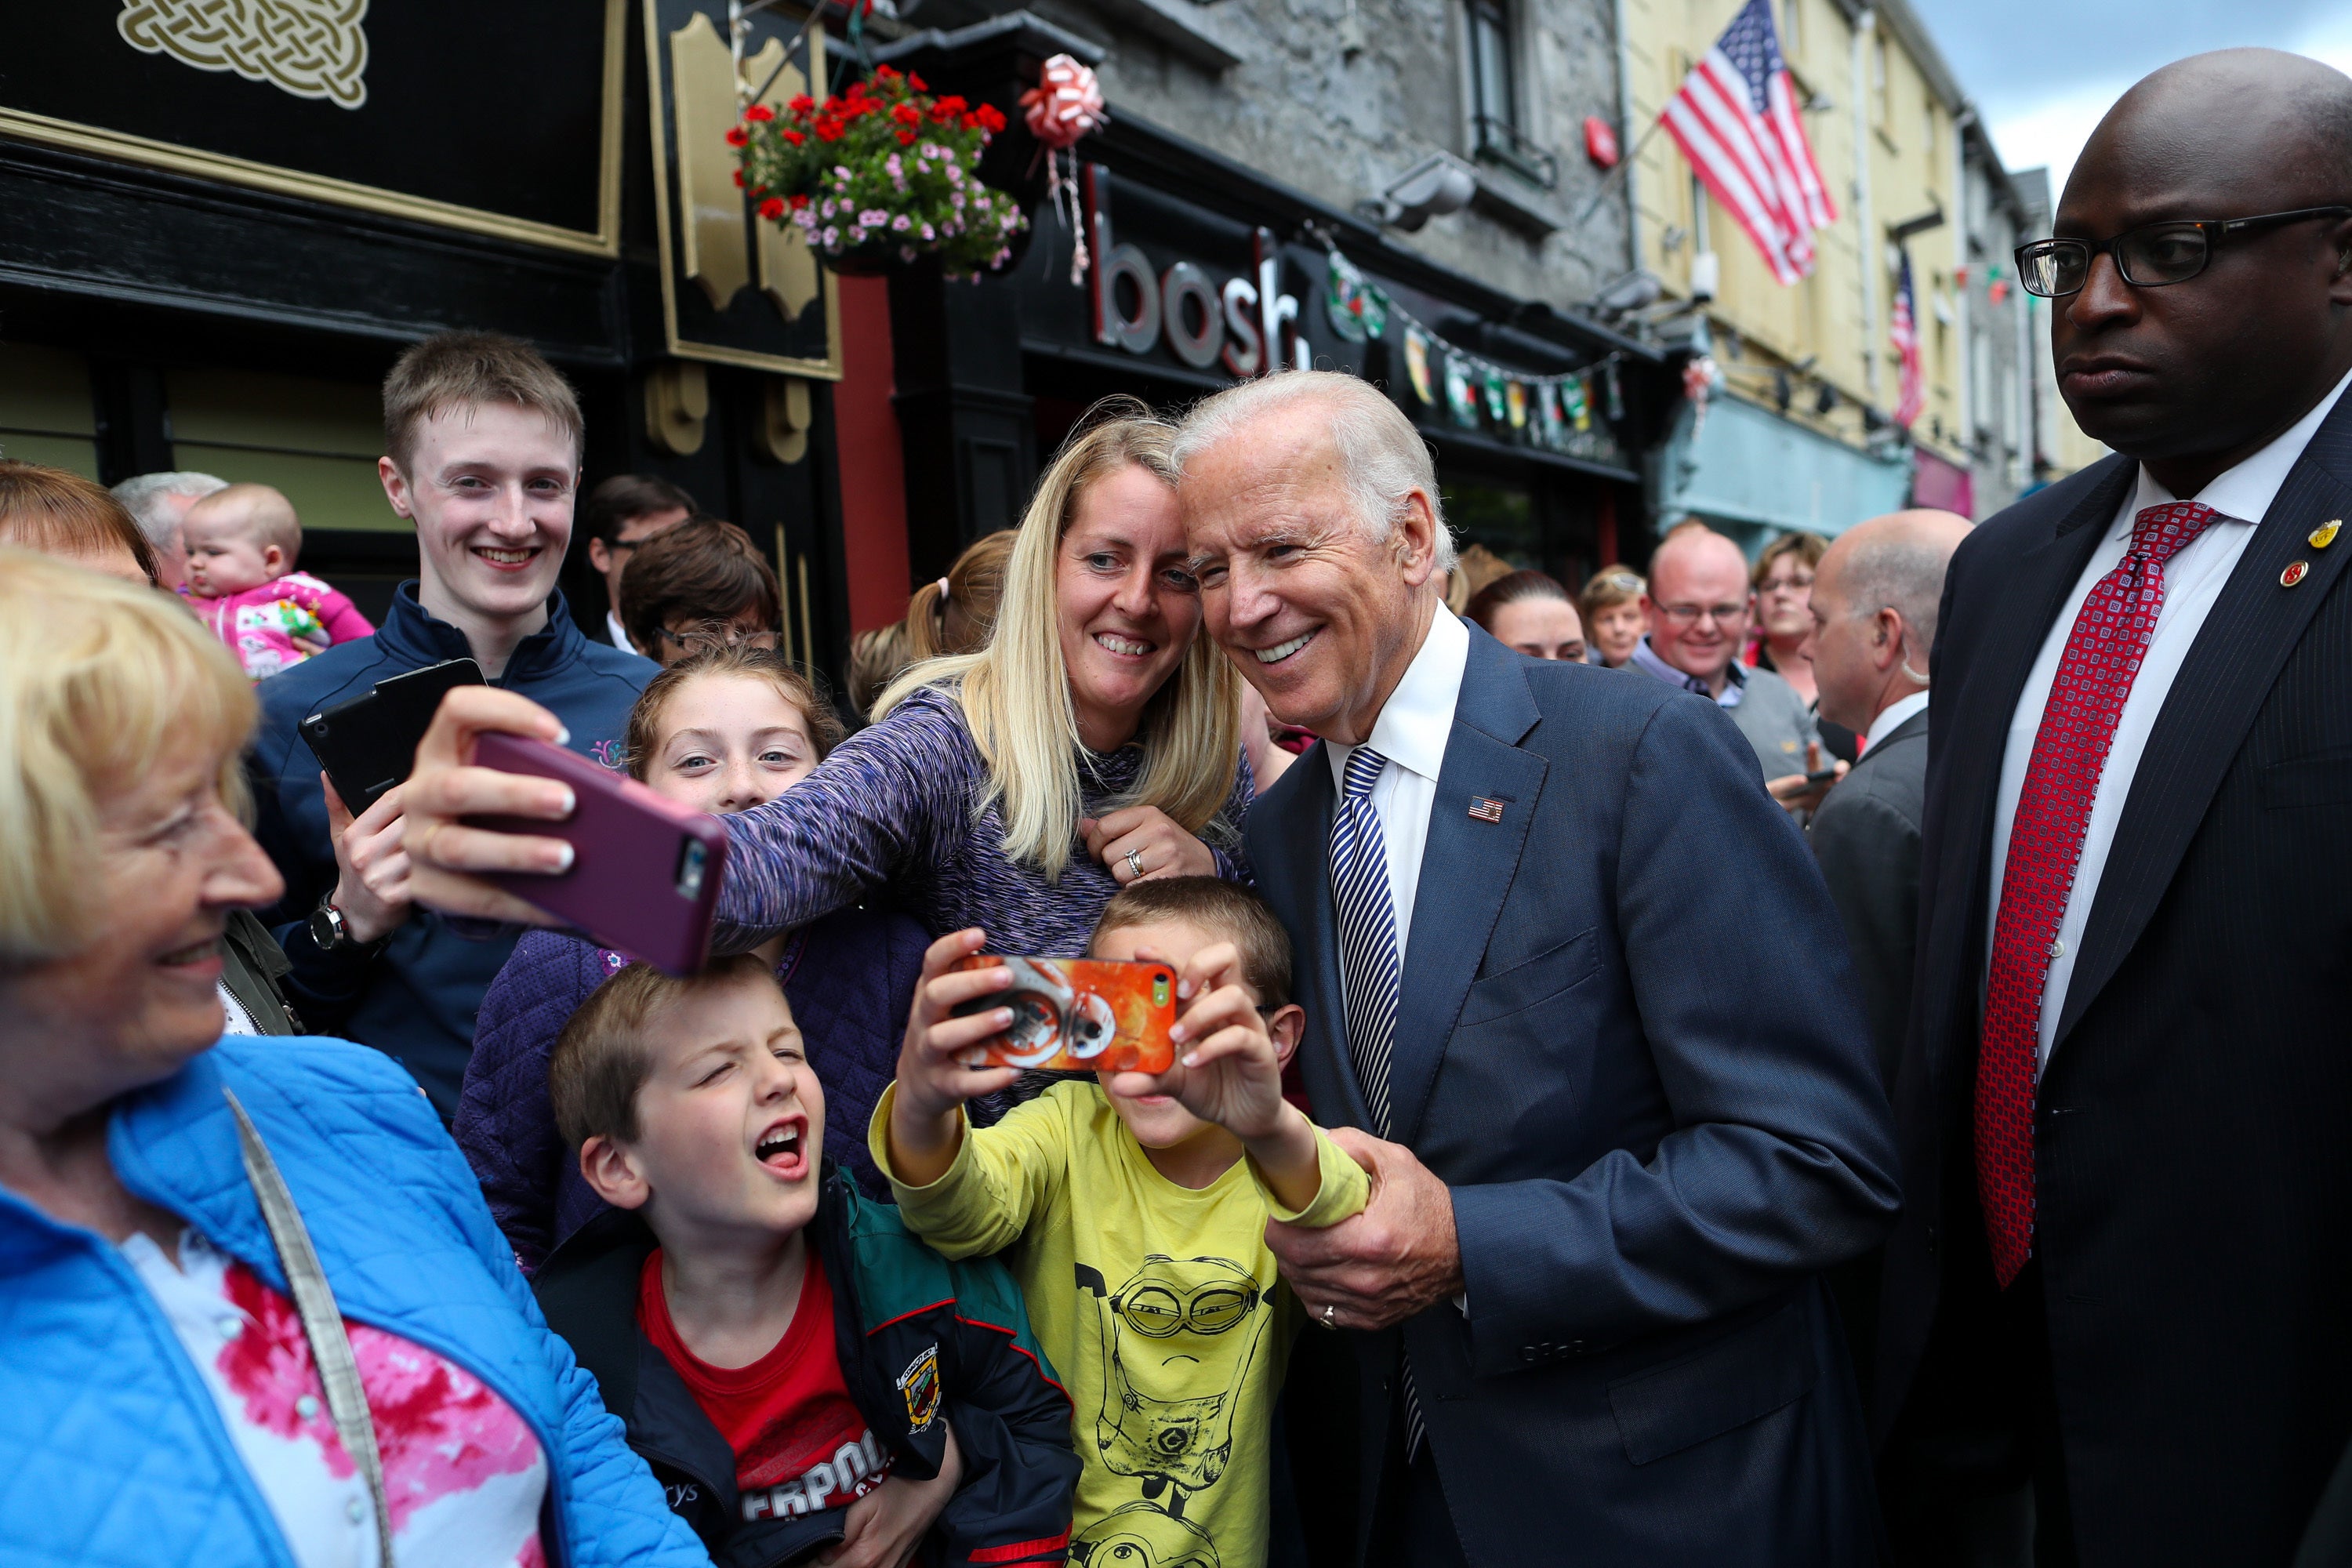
[{"x1": 1874, "y1": 48, "x2": 2352, "y2": 1568}]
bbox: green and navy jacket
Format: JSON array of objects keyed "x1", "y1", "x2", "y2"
[{"x1": 535, "y1": 1164, "x2": 1077, "y2": 1568}]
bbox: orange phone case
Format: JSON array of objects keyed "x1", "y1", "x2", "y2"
[{"x1": 949, "y1": 955, "x2": 1178, "y2": 1073}]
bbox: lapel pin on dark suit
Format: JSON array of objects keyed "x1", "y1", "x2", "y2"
[
  {"x1": 2282, "y1": 560, "x2": 2311, "y2": 588},
  {"x1": 2310, "y1": 519, "x2": 2341, "y2": 549},
  {"x1": 1468, "y1": 796, "x2": 1506, "y2": 823}
]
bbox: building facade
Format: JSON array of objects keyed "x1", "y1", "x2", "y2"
[{"x1": 1619, "y1": 0, "x2": 1984, "y2": 543}]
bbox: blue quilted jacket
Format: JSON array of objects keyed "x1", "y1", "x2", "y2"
[{"x1": 0, "y1": 1034, "x2": 707, "y2": 1568}]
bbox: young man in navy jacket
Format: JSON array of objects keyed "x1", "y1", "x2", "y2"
[{"x1": 248, "y1": 331, "x2": 654, "y2": 1116}]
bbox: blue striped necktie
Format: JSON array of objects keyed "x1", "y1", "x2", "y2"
[{"x1": 1327, "y1": 743, "x2": 1425, "y2": 1454}]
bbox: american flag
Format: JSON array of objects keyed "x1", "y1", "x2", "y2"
[
  {"x1": 1660, "y1": 0, "x2": 1836, "y2": 285},
  {"x1": 1890, "y1": 252, "x2": 1924, "y2": 427}
]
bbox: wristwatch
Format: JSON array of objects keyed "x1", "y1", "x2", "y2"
[{"x1": 309, "y1": 898, "x2": 367, "y2": 953}]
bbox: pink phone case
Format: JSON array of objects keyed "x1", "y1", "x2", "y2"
[{"x1": 466, "y1": 731, "x2": 730, "y2": 975}]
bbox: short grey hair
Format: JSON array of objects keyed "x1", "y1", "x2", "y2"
[
  {"x1": 1172, "y1": 371, "x2": 1458, "y2": 573},
  {"x1": 111, "y1": 471, "x2": 229, "y2": 547},
  {"x1": 1838, "y1": 532, "x2": 1951, "y2": 666}
]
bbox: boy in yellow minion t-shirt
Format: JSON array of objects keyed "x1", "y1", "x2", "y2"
[{"x1": 871, "y1": 878, "x2": 1368, "y2": 1568}]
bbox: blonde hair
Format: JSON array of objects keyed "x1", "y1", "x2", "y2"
[
  {"x1": 0, "y1": 548, "x2": 256, "y2": 965},
  {"x1": 186, "y1": 482, "x2": 303, "y2": 564},
  {"x1": 876, "y1": 405, "x2": 1243, "y2": 880}
]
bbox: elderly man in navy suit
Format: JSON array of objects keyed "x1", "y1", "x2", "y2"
[{"x1": 1172, "y1": 372, "x2": 1901, "y2": 1567}]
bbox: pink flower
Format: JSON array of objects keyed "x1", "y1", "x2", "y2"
[{"x1": 891, "y1": 213, "x2": 912, "y2": 232}]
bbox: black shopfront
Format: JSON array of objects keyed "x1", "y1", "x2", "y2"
[
  {"x1": 0, "y1": 0, "x2": 858, "y2": 670},
  {"x1": 873, "y1": 14, "x2": 1675, "y2": 593}
]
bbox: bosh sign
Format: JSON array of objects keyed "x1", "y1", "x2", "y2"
[{"x1": 1082, "y1": 164, "x2": 1308, "y2": 378}]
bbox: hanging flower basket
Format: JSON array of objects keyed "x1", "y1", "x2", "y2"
[{"x1": 731, "y1": 64, "x2": 1025, "y2": 281}]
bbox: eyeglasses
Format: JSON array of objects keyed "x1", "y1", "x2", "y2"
[
  {"x1": 1656, "y1": 601, "x2": 1748, "y2": 627},
  {"x1": 2014, "y1": 206, "x2": 2351, "y2": 297},
  {"x1": 1110, "y1": 1279, "x2": 1261, "y2": 1338}
]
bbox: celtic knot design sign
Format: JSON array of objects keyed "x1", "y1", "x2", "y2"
[{"x1": 117, "y1": 0, "x2": 370, "y2": 111}]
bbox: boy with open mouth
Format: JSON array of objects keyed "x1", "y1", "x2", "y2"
[{"x1": 531, "y1": 953, "x2": 1078, "y2": 1568}]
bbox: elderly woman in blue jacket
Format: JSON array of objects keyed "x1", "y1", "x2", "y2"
[{"x1": 0, "y1": 548, "x2": 705, "y2": 1568}]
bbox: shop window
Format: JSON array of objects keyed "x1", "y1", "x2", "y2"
[
  {"x1": 1466, "y1": 0, "x2": 1555, "y2": 188},
  {"x1": 1443, "y1": 477, "x2": 1540, "y2": 571},
  {"x1": 165, "y1": 368, "x2": 395, "y2": 534},
  {"x1": 0, "y1": 344, "x2": 100, "y2": 477}
]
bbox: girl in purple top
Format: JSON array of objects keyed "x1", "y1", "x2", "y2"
[{"x1": 397, "y1": 408, "x2": 1254, "y2": 983}]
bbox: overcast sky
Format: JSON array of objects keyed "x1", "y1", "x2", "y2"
[{"x1": 1904, "y1": 0, "x2": 2352, "y2": 206}]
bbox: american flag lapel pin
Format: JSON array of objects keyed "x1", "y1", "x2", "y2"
[{"x1": 1468, "y1": 796, "x2": 1505, "y2": 823}]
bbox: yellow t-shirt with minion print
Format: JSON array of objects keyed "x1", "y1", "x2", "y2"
[{"x1": 869, "y1": 1080, "x2": 1369, "y2": 1568}]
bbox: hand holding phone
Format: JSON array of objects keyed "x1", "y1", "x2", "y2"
[
  {"x1": 1107, "y1": 939, "x2": 1291, "y2": 1141},
  {"x1": 299, "y1": 658, "x2": 485, "y2": 815},
  {"x1": 948, "y1": 954, "x2": 1178, "y2": 1073},
  {"x1": 461, "y1": 732, "x2": 728, "y2": 975}
]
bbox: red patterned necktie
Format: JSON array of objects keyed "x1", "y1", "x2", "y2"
[{"x1": 1977, "y1": 499, "x2": 2217, "y2": 1287}]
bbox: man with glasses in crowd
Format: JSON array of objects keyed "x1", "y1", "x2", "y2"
[
  {"x1": 1875, "y1": 48, "x2": 2352, "y2": 1568},
  {"x1": 577, "y1": 472, "x2": 695, "y2": 651},
  {"x1": 1632, "y1": 521, "x2": 1829, "y2": 808}
]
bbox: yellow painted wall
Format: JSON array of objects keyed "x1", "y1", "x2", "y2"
[{"x1": 1621, "y1": 0, "x2": 1968, "y2": 470}]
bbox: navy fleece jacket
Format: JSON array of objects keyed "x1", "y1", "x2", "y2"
[{"x1": 249, "y1": 583, "x2": 654, "y2": 1116}]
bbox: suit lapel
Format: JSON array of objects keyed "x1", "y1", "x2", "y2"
[
  {"x1": 1257, "y1": 742, "x2": 1370, "y2": 1131},
  {"x1": 2056, "y1": 402, "x2": 2352, "y2": 1047},
  {"x1": 1388, "y1": 630, "x2": 1545, "y2": 1149}
]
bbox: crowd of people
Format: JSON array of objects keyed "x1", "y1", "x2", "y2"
[{"x1": 2, "y1": 45, "x2": 2350, "y2": 1568}]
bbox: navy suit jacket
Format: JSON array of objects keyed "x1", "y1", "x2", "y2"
[{"x1": 1248, "y1": 621, "x2": 1901, "y2": 1566}]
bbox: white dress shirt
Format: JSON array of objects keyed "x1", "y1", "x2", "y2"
[
  {"x1": 1326, "y1": 606, "x2": 1471, "y2": 968},
  {"x1": 1864, "y1": 689, "x2": 1931, "y2": 752},
  {"x1": 1987, "y1": 365, "x2": 2352, "y2": 1067},
  {"x1": 605, "y1": 606, "x2": 634, "y2": 652}
]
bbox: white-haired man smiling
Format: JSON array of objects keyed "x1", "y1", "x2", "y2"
[{"x1": 1174, "y1": 370, "x2": 1899, "y2": 1568}]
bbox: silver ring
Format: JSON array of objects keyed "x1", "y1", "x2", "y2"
[
  {"x1": 1126, "y1": 848, "x2": 1145, "y2": 879},
  {"x1": 1321, "y1": 1302, "x2": 1338, "y2": 1330}
]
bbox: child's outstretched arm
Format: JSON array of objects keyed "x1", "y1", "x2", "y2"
[
  {"x1": 1109, "y1": 941, "x2": 1326, "y2": 1211},
  {"x1": 885, "y1": 928, "x2": 1022, "y2": 1186}
]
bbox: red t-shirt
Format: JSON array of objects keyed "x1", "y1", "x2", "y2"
[{"x1": 637, "y1": 1248, "x2": 892, "y2": 1523}]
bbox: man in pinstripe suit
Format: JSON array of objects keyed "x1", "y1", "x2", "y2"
[
  {"x1": 1874, "y1": 49, "x2": 2352, "y2": 1568},
  {"x1": 1174, "y1": 372, "x2": 1901, "y2": 1567}
]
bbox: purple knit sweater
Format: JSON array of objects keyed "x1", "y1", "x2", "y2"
[
  {"x1": 713, "y1": 684, "x2": 1255, "y2": 955},
  {"x1": 456, "y1": 907, "x2": 925, "y2": 1272}
]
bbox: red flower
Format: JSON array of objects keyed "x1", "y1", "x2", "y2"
[
  {"x1": 959, "y1": 111, "x2": 980, "y2": 131},
  {"x1": 731, "y1": 168, "x2": 745, "y2": 187},
  {"x1": 874, "y1": 64, "x2": 899, "y2": 80},
  {"x1": 896, "y1": 128, "x2": 917, "y2": 145},
  {"x1": 892, "y1": 103, "x2": 920, "y2": 125},
  {"x1": 909, "y1": 72, "x2": 928, "y2": 92},
  {"x1": 782, "y1": 128, "x2": 805, "y2": 145},
  {"x1": 815, "y1": 120, "x2": 843, "y2": 142},
  {"x1": 745, "y1": 103, "x2": 775, "y2": 122},
  {"x1": 975, "y1": 103, "x2": 1006, "y2": 132},
  {"x1": 759, "y1": 197, "x2": 786, "y2": 220},
  {"x1": 789, "y1": 192, "x2": 810, "y2": 209},
  {"x1": 725, "y1": 125, "x2": 750, "y2": 147},
  {"x1": 931, "y1": 94, "x2": 967, "y2": 119},
  {"x1": 788, "y1": 93, "x2": 815, "y2": 114},
  {"x1": 844, "y1": 81, "x2": 867, "y2": 100}
]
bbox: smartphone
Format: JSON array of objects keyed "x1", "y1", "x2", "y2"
[
  {"x1": 299, "y1": 658, "x2": 486, "y2": 815},
  {"x1": 1803, "y1": 768, "x2": 1841, "y2": 785},
  {"x1": 949, "y1": 954, "x2": 1178, "y2": 1073},
  {"x1": 464, "y1": 731, "x2": 731, "y2": 975}
]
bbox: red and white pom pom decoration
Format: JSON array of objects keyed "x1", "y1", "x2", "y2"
[{"x1": 1020, "y1": 54, "x2": 1107, "y2": 150}]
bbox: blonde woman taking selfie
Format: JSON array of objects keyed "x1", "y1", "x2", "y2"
[{"x1": 401, "y1": 402, "x2": 1251, "y2": 958}]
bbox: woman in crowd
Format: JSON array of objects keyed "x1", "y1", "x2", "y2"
[
  {"x1": 1578, "y1": 562, "x2": 1647, "y2": 667},
  {"x1": 455, "y1": 644, "x2": 925, "y2": 1271},
  {"x1": 0, "y1": 458, "x2": 158, "y2": 584},
  {"x1": 1466, "y1": 569, "x2": 1588, "y2": 661},
  {"x1": 616, "y1": 515, "x2": 782, "y2": 666},
  {"x1": 0, "y1": 550, "x2": 702, "y2": 1567},
  {"x1": 1748, "y1": 529, "x2": 1827, "y2": 706},
  {"x1": 397, "y1": 401, "x2": 1251, "y2": 969},
  {"x1": 846, "y1": 528, "x2": 1016, "y2": 717}
]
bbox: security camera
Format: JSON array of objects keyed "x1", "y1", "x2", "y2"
[{"x1": 1359, "y1": 154, "x2": 1479, "y2": 232}]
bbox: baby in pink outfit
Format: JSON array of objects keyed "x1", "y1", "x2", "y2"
[{"x1": 182, "y1": 483, "x2": 374, "y2": 681}]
